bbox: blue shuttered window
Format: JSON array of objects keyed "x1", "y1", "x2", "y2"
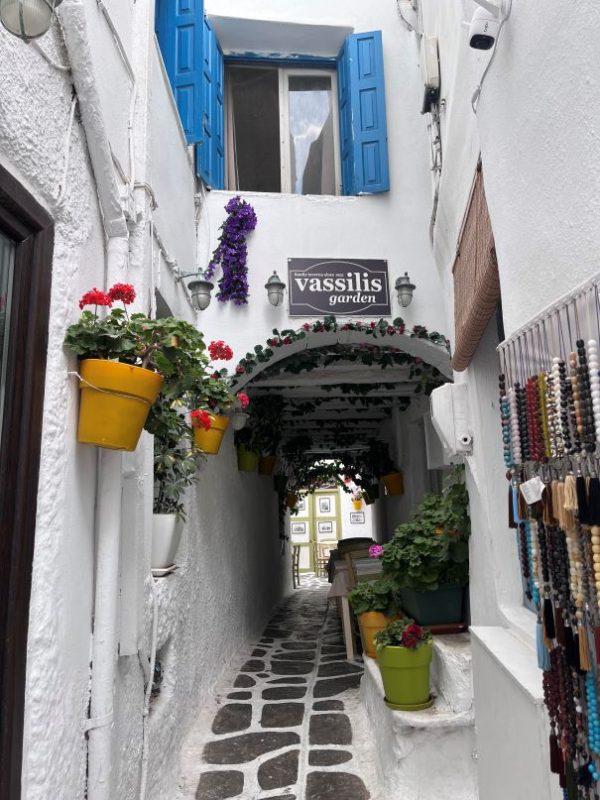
[
  {"x1": 196, "y1": 18, "x2": 224, "y2": 188},
  {"x1": 155, "y1": 0, "x2": 224, "y2": 188},
  {"x1": 155, "y1": 0, "x2": 204, "y2": 145},
  {"x1": 337, "y1": 31, "x2": 390, "y2": 195}
]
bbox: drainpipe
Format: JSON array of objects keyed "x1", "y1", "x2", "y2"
[{"x1": 59, "y1": 3, "x2": 130, "y2": 799}]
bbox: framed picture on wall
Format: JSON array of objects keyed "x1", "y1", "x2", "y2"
[
  {"x1": 291, "y1": 522, "x2": 307, "y2": 535},
  {"x1": 318, "y1": 497, "x2": 332, "y2": 514},
  {"x1": 350, "y1": 512, "x2": 365, "y2": 524},
  {"x1": 318, "y1": 521, "x2": 334, "y2": 535},
  {"x1": 297, "y1": 497, "x2": 307, "y2": 514}
]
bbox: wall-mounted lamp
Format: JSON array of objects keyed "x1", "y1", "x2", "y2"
[
  {"x1": 176, "y1": 271, "x2": 214, "y2": 311},
  {"x1": 265, "y1": 271, "x2": 286, "y2": 307},
  {"x1": 0, "y1": 0, "x2": 63, "y2": 41},
  {"x1": 395, "y1": 272, "x2": 416, "y2": 308}
]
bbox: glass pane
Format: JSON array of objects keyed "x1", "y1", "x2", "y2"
[
  {"x1": 0, "y1": 231, "x2": 15, "y2": 443},
  {"x1": 288, "y1": 75, "x2": 335, "y2": 196},
  {"x1": 228, "y1": 66, "x2": 281, "y2": 192}
]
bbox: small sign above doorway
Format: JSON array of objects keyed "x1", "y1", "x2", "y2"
[{"x1": 288, "y1": 258, "x2": 390, "y2": 317}]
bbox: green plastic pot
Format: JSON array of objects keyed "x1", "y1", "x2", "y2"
[
  {"x1": 399, "y1": 586, "x2": 464, "y2": 626},
  {"x1": 237, "y1": 446, "x2": 259, "y2": 472},
  {"x1": 376, "y1": 640, "x2": 433, "y2": 708}
]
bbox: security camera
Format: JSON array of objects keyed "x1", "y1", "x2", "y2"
[{"x1": 468, "y1": 0, "x2": 511, "y2": 50}]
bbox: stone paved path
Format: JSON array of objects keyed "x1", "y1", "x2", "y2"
[{"x1": 179, "y1": 576, "x2": 379, "y2": 800}]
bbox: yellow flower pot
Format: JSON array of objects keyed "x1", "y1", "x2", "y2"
[
  {"x1": 358, "y1": 612, "x2": 399, "y2": 659},
  {"x1": 77, "y1": 359, "x2": 163, "y2": 451},
  {"x1": 352, "y1": 499, "x2": 363, "y2": 511},
  {"x1": 193, "y1": 413, "x2": 230, "y2": 455},
  {"x1": 383, "y1": 471, "x2": 404, "y2": 496}
]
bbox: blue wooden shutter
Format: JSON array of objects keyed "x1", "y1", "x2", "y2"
[
  {"x1": 196, "y1": 18, "x2": 225, "y2": 188},
  {"x1": 337, "y1": 31, "x2": 390, "y2": 195},
  {"x1": 155, "y1": 0, "x2": 204, "y2": 145}
]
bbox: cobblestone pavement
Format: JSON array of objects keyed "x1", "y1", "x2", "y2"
[{"x1": 182, "y1": 576, "x2": 378, "y2": 800}]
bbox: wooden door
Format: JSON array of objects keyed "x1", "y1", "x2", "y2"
[{"x1": 0, "y1": 165, "x2": 53, "y2": 800}]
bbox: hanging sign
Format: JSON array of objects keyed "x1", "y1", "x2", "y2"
[{"x1": 287, "y1": 258, "x2": 390, "y2": 317}]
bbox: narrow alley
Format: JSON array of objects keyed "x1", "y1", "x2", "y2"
[{"x1": 179, "y1": 577, "x2": 379, "y2": 800}]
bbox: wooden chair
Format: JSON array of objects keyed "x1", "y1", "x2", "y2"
[
  {"x1": 343, "y1": 547, "x2": 373, "y2": 590},
  {"x1": 313, "y1": 543, "x2": 331, "y2": 578},
  {"x1": 292, "y1": 544, "x2": 301, "y2": 589}
]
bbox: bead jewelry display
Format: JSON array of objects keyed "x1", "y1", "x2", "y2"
[{"x1": 497, "y1": 284, "x2": 600, "y2": 797}]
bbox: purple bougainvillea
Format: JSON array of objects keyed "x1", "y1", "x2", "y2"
[{"x1": 205, "y1": 196, "x2": 257, "y2": 305}]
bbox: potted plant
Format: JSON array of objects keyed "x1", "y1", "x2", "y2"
[
  {"x1": 148, "y1": 399, "x2": 198, "y2": 571},
  {"x1": 64, "y1": 284, "x2": 213, "y2": 452},
  {"x1": 382, "y1": 469, "x2": 470, "y2": 625},
  {"x1": 250, "y1": 394, "x2": 285, "y2": 475},
  {"x1": 362, "y1": 440, "x2": 403, "y2": 496},
  {"x1": 348, "y1": 576, "x2": 398, "y2": 658},
  {"x1": 230, "y1": 392, "x2": 250, "y2": 430},
  {"x1": 234, "y1": 427, "x2": 259, "y2": 472},
  {"x1": 352, "y1": 489, "x2": 364, "y2": 511},
  {"x1": 191, "y1": 342, "x2": 237, "y2": 455},
  {"x1": 374, "y1": 618, "x2": 433, "y2": 710}
]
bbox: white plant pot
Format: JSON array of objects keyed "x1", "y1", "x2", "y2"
[
  {"x1": 231, "y1": 412, "x2": 249, "y2": 431},
  {"x1": 151, "y1": 514, "x2": 183, "y2": 570}
]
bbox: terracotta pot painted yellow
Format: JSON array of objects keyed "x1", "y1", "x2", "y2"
[
  {"x1": 193, "y1": 413, "x2": 230, "y2": 455},
  {"x1": 358, "y1": 612, "x2": 399, "y2": 659},
  {"x1": 383, "y1": 471, "x2": 404, "y2": 496},
  {"x1": 258, "y1": 455, "x2": 277, "y2": 475},
  {"x1": 352, "y1": 499, "x2": 363, "y2": 511},
  {"x1": 77, "y1": 359, "x2": 162, "y2": 451},
  {"x1": 237, "y1": 446, "x2": 259, "y2": 472}
]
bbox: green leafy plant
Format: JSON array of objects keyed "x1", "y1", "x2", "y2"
[
  {"x1": 148, "y1": 398, "x2": 199, "y2": 518},
  {"x1": 246, "y1": 394, "x2": 285, "y2": 455},
  {"x1": 374, "y1": 618, "x2": 432, "y2": 650},
  {"x1": 348, "y1": 578, "x2": 397, "y2": 616},
  {"x1": 382, "y1": 467, "x2": 470, "y2": 592}
]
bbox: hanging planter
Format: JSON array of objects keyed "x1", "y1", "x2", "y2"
[
  {"x1": 383, "y1": 471, "x2": 404, "y2": 496},
  {"x1": 352, "y1": 498, "x2": 363, "y2": 511},
  {"x1": 287, "y1": 492, "x2": 299, "y2": 510},
  {"x1": 365, "y1": 483, "x2": 380, "y2": 501},
  {"x1": 151, "y1": 514, "x2": 183, "y2": 571},
  {"x1": 237, "y1": 446, "x2": 259, "y2": 472},
  {"x1": 193, "y1": 412, "x2": 230, "y2": 455},
  {"x1": 258, "y1": 455, "x2": 277, "y2": 475},
  {"x1": 77, "y1": 359, "x2": 163, "y2": 451},
  {"x1": 231, "y1": 411, "x2": 249, "y2": 431},
  {"x1": 375, "y1": 620, "x2": 433, "y2": 711}
]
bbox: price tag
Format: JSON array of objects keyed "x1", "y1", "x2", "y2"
[{"x1": 519, "y1": 476, "x2": 545, "y2": 505}]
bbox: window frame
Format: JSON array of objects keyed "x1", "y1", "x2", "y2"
[{"x1": 225, "y1": 62, "x2": 342, "y2": 197}]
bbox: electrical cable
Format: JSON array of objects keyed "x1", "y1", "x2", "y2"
[
  {"x1": 56, "y1": 95, "x2": 78, "y2": 206},
  {"x1": 396, "y1": 0, "x2": 415, "y2": 32},
  {"x1": 138, "y1": 576, "x2": 159, "y2": 800},
  {"x1": 471, "y1": 15, "x2": 507, "y2": 113}
]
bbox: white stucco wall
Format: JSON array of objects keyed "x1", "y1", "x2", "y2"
[{"x1": 419, "y1": 1, "x2": 600, "y2": 797}]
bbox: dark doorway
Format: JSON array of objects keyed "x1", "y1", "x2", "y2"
[{"x1": 0, "y1": 165, "x2": 54, "y2": 800}]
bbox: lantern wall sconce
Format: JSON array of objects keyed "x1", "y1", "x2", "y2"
[
  {"x1": 176, "y1": 271, "x2": 214, "y2": 311},
  {"x1": 395, "y1": 272, "x2": 416, "y2": 308},
  {"x1": 0, "y1": 0, "x2": 63, "y2": 41},
  {"x1": 265, "y1": 271, "x2": 286, "y2": 307}
]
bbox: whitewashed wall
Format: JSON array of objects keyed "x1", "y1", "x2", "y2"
[
  {"x1": 420, "y1": 1, "x2": 600, "y2": 797},
  {"x1": 0, "y1": 3, "x2": 288, "y2": 799},
  {"x1": 198, "y1": 0, "x2": 449, "y2": 363}
]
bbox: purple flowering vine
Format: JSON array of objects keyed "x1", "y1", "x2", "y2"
[{"x1": 205, "y1": 196, "x2": 257, "y2": 305}]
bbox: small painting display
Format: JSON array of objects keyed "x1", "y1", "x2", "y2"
[
  {"x1": 297, "y1": 497, "x2": 307, "y2": 514},
  {"x1": 318, "y1": 497, "x2": 332, "y2": 514},
  {"x1": 291, "y1": 522, "x2": 307, "y2": 535},
  {"x1": 318, "y1": 521, "x2": 334, "y2": 535},
  {"x1": 350, "y1": 511, "x2": 366, "y2": 524}
]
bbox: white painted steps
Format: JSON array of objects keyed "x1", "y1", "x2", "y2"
[{"x1": 360, "y1": 634, "x2": 478, "y2": 800}]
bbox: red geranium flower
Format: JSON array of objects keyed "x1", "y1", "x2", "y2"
[
  {"x1": 237, "y1": 392, "x2": 250, "y2": 408},
  {"x1": 108, "y1": 283, "x2": 136, "y2": 305},
  {"x1": 302, "y1": 323, "x2": 311, "y2": 331},
  {"x1": 190, "y1": 409, "x2": 212, "y2": 431},
  {"x1": 208, "y1": 340, "x2": 234, "y2": 361},
  {"x1": 79, "y1": 288, "x2": 112, "y2": 310},
  {"x1": 235, "y1": 366, "x2": 246, "y2": 375}
]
